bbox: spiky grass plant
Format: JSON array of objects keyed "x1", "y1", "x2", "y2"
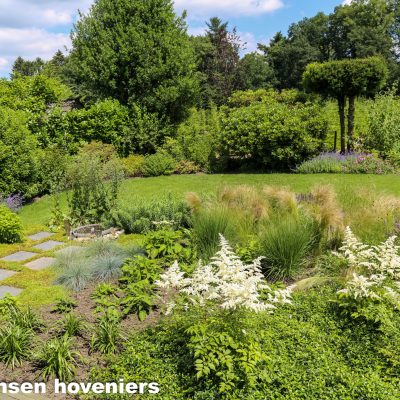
[
  {"x1": 259, "y1": 216, "x2": 315, "y2": 280},
  {"x1": 91, "y1": 253, "x2": 126, "y2": 281},
  {"x1": 309, "y1": 185, "x2": 344, "y2": 244},
  {"x1": 9, "y1": 306, "x2": 44, "y2": 332},
  {"x1": 55, "y1": 261, "x2": 94, "y2": 291},
  {"x1": 36, "y1": 335, "x2": 81, "y2": 381},
  {"x1": 54, "y1": 247, "x2": 85, "y2": 271},
  {"x1": 0, "y1": 323, "x2": 33, "y2": 369},
  {"x1": 217, "y1": 185, "x2": 269, "y2": 223},
  {"x1": 59, "y1": 313, "x2": 86, "y2": 338},
  {"x1": 191, "y1": 206, "x2": 238, "y2": 260},
  {"x1": 91, "y1": 314, "x2": 121, "y2": 355},
  {"x1": 84, "y1": 239, "x2": 126, "y2": 259},
  {"x1": 263, "y1": 186, "x2": 298, "y2": 215}
]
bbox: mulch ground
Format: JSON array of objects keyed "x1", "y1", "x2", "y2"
[{"x1": 0, "y1": 281, "x2": 162, "y2": 399}]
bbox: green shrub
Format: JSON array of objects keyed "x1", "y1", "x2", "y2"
[
  {"x1": 0, "y1": 323, "x2": 33, "y2": 369},
  {"x1": 258, "y1": 216, "x2": 315, "y2": 279},
  {"x1": 36, "y1": 335, "x2": 81, "y2": 381},
  {"x1": 122, "y1": 154, "x2": 145, "y2": 177},
  {"x1": 163, "y1": 107, "x2": 219, "y2": 172},
  {"x1": 219, "y1": 89, "x2": 328, "y2": 170},
  {"x1": 113, "y1": 195, "x2": 191, "y2": 234},
  {"x1": 175, "y1": 160, "x2": 202, "y2": 175},
  {"x1": 140, "y1": 152, "x2": 177, "y2": 177},
  {"x1": 0, "y1": 205, "x2": 23, "y2": 243}
]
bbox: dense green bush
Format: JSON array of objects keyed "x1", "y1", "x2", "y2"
[
  {"x1": 113, "y1": 195, "x2": 191, "y2": 234},
  {"x1": 364, "y1": 90, "x2": 400, "y2": 163},
  {"x1": 0, "y1": 205, "x2": 23, "y2": 244},
  {"x1": 140, "y1": 152, "x2": 177, "y2": 177},
  {"x1": 121, "y1": 155, "x2": 145, "y2": 177},
  {"x1": 163, "y1": 107, "x2": 220, "y2": 172},
  {"x1": 219, "y1": 90, "x2": 328, "y2": 170},
  {"x1": 0, "y1": 108, "x2": 42, "y2": 198}
]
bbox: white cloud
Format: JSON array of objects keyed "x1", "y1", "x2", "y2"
[
  {"x1": 0, "y1": 0, "x2": 92, "y2": 29},
  {"x1": 175, "y1": 0, "x2": 284, "y2": 19},
  {"x1": 0, "y1": 28, "x2": 70, "y2": 76}
]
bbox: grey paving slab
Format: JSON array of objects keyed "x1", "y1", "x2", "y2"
[
  {"x1": 1, "y1": 251, "x2": 37, "y2": 262},
  {"x1": 25, "y1": 257, "x2": 56, "y2": 271},
  {"x1": 55, "y1": 246, "x2": 83, "y2": 255},
  {"x1": 0, "y1": 269, "x2": 17, "y2": 280},
  {"x1": 33, "y1": 240, "x2": 64, "y2": 251},
  {"x1": 0, "y1": 286, "x2": 22, "y2": 298},
  {"x1": 28, "y1": 231, "x2": 54, "y2": 241}
]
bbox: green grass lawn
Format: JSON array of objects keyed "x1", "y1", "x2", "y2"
[{"x1": 20, "y1": 173, "x2": 400, "y2": 227}]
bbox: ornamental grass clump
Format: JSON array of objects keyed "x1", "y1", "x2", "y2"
[{"x1": 156, "y1": 235, "x2": 294, "y2": 314}]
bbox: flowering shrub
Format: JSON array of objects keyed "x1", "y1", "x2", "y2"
[
  {"x1": 297, "y1": 152, "x2": 397, "y2": 174},
  {"x1": 334, "y1": 227, "x2": 400, "y2": 321},
  {"x1": 156, "y1": 235, "x2": 294, "y2": 314},
  {"x1": 0, "y1": 193, "x2": 23, "y2": 213}
]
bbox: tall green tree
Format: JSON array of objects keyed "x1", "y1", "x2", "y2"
[
  {"x1": 193, "y1": 17, "x2": 243, "y2": 106},
  {"x1": 66, "y1": 0, "x2": 199, "y2": 123},
  {"x1": 259, "y1": 13, "x2": 330, "y2": 89},
  {"x1": 11, "y1": 57, "x2": 45, "y2": 79},
  {"x1": 303, "y1": 57, "x2": 388, "y2": 153},
  {"x1": 329, "y1": 0, "x2": 394, "y2": 59},
  {"x1": 234, "y1": 52, "x2": 276, "y2": 91}
]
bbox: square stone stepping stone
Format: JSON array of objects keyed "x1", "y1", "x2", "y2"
[
  {"x1": 0, "y1": 286, "x2": 22, "y2": 298},
  {"x1": 28, "y1": 231, "x2": 54, "y2": 241},
  {"x1": 0, "y1": 269, "x2": 17, "y2": 280},
  {"x1": 25, "y1": 257, "x2": 56, "y2": 271},
  {"x1": 1, "y1": 251, "x2": 37, "y2": 262},
  {"x1": 33, "y1": 240, "x2": 64, "y2": 251},
  {"x1": 56, "y1": 246, "x2": 83, "y2": 255}
]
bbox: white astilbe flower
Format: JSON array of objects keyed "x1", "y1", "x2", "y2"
[
  {"x1": 337, "y1": 273, "x2": 382, "y2": 300},
  {"x1": 333, "y1": 227, "x2": 374, "y2": 268},
  {"x1": 334, "y1": 227, "x2": 400, "y2": 284},
  {"x1": 156, "y1": 235, "x2": 294, "y2": 313},
  {"x1": 155, "y1": 261, "x2": 186, "y2": 289}
]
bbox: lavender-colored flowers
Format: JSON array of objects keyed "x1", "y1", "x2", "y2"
[
  {"x1": 0, "y1": 193, "x2": 24, "y2": 213},
  {"x1": 297, "y1": 152, "x2": 397, "y2": 174}
]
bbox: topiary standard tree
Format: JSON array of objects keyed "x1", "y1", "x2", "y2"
[{"x1": 303, "y1": 57, "x2": 388, "y2": 153}]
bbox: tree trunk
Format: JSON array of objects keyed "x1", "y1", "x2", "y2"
[
  {"x1": 338, "y1": 96, "x2": 346, "y2": 154},
  {"x1": 347, "y1": 95, "x2": 355, "y2": 152}
]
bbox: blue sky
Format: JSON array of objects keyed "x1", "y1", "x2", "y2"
[{"x1": 0, "y1": 0, "x2": 346, "y2": 77}]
